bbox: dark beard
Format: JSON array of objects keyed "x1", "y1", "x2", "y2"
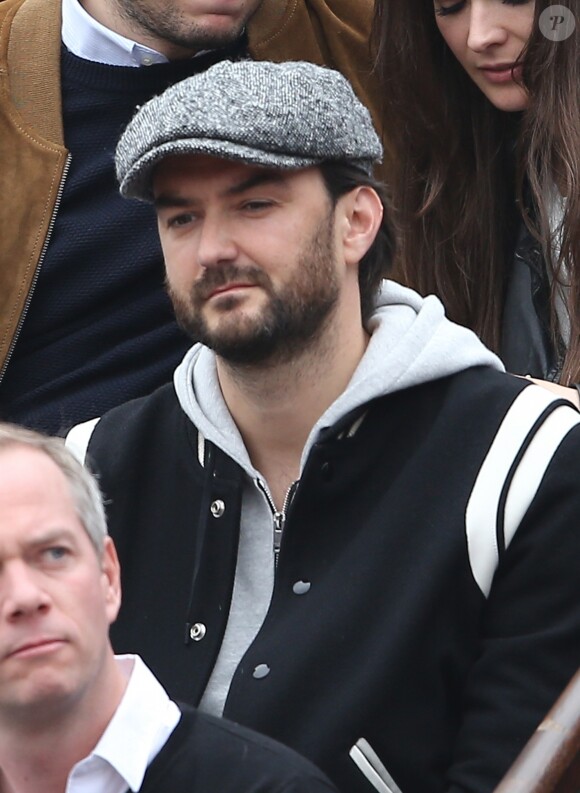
[
  {"x1": 168, "y1": 215, "x2": 340, "y2": 367},
  {"x1": 113, "y1": 0, "x2": 253, "y2": 52}
]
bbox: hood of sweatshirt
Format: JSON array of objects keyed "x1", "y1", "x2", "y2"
[{"x1": 174, "y1": 281, "x2": 504, "y2": 477}]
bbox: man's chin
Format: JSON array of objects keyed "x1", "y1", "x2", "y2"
[
  {"x1": 1, "y1": 680, "x2": 77, "y2": 725},
  {"x1": 201, "y1": 330, "x2": 277, "y2": 364},
  {"x1": 185, "y1": 17, "x2": 247, "y2": 50}
]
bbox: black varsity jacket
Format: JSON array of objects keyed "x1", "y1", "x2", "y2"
[{"x1": 77, "y1": 367, "x2": 580, "y2": 793}]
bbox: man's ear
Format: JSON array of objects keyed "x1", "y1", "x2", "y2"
[
  {"x1": 338, "y1": 186, "x2": 383, "y2": 268},
  {"x1": 101, "y1": 536, "x2": 122, "y2": 625}
]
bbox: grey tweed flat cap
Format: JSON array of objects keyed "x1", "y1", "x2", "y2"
[{"x1": 116, "y1": 59, "x2": 383, "y2": 202}]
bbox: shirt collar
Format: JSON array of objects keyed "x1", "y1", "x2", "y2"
[
  {"x1": 62, "y1": 0, "x2": 170, "y2": 66},
  {"x1": 68, "y1": 655, "x2": 181, "y2": 792}
]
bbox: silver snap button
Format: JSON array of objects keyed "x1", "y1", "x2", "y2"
[
  {"x1": 292, "y1": 580, "x2": 311, "y2": 595},
  {"x1": 210, "y1": 499, "x2": 225, "y2": 518},
  {"x1": 252, "y1": 664, "x2": 270, "y2": 680},
  {"x1": 189, "y1": 622, "x2": 206, "y2": 641}
]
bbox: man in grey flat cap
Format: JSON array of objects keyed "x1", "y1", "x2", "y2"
[
  {"x1": 67, "y1": 60, "x2": 580, "y2": 793},
  {"x1": 1, "y1": 0, "x2": 385, "y2": 437}
]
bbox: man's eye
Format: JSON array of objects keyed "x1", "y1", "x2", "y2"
[
  {"x1": 167, "y1": 213, "x2": 196, "y2": 228},
  {"x1": 43, "y1": 547, "x2": 69, "y2": 561},
  {"x1": 242, "y1": 200, "x2": 274, "y2": 212}
]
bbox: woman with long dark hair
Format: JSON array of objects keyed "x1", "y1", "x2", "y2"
[{"x1": 373, "y1": 0, "x2": 580, "y2": 399}]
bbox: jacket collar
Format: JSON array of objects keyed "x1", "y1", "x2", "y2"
[
  {"x1": 246, "y1": 0, "x2": 291, "y2": 53},
  {"x1": 7, "y1": 0, "x2": 64, "y2": 144}
]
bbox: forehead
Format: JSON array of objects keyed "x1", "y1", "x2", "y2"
[
  {"x1": 152, "y1": 154, "x2": 324, "y2": 199},
  {"x1": 0, "y1": 446, "x2": 81, "y2": 539}
]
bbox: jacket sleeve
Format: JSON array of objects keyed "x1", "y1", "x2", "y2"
[{"x1": 447, "y1": 421, "x2": 580, "y2": 793}]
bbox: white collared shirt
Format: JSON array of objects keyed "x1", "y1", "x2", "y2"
[
  {"x1": 61, "y1": 0, "x2": 169, "y2": 66},
  {"x1": 65, "y1": 655, "x2": 181, "y2": 793}
]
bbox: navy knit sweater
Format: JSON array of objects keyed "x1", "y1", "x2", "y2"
[{"x1": 1, "y1": 44, "x2": 242, "y2": 435}]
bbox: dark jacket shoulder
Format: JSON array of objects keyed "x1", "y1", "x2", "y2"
[{"x1": 139, "y1": 703, "x2": 337, "y2": 793}]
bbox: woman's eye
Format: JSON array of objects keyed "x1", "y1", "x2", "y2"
[{"x1": 435, "y1": 0, "x2": 465, "y2": 16}]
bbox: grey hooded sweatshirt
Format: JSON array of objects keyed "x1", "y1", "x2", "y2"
[{"x1": 170, "y1": 281, "x2": 504, "y2": 716}]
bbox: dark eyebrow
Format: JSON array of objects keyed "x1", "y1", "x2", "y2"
[
  {"x1": 153, "y1": 170, "x2": 289, "y2": 210},
  {"x1": 225, "y1": 170, "x2": 289, "y2": 196},
  {"x1": 153, "y1": 195, "x2": 192, "y2": 210}
]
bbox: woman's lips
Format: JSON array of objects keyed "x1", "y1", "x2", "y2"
[{"x1": 478, "y1": 63, "x2": 522, "y2": 84}]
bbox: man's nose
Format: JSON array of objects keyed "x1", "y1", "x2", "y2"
[
  {"x1": 467, "y1": 3, "x2": 509, "y2": 52},
  {"x1": 1, "y1": 563, "x2": 51, "y2": 622},
  {"x1": 196, "y1": 214, "x2": 238, "y2": 269}
]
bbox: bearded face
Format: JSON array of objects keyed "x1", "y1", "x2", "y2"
[{"x1": 168, "y1": 211, "x2": 340, "y2": 366}]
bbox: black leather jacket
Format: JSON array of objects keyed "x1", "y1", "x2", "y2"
[{"x1": 500, "y1": 221, "x2": 562, "y2": 380}]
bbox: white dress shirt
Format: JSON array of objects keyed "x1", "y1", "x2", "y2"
[
  {"x1": 65, "y1": 655, "x2": 181, "y2": 793},
  {"x1": 61, "y1": 0, "x2": 169, "y2": 66}
]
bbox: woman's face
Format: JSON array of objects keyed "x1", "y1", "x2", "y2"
[{"x1": 433, "y1": 0, "x2": 535, "y2": 112}]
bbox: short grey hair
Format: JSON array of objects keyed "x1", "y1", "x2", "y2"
[{"x1": 0, "y1": 423, "x2": 108, "y2": 555}]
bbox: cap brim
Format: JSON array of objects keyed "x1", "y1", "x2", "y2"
[{"x1": 119, "y1": 138, "x2": 321, "y2": 202}]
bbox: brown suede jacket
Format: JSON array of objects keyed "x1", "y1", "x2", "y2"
[{"x1": 0, "y1": 0, "x2": 386, "y2": 379}]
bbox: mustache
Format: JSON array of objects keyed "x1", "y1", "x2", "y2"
[{"x1": 192, "y1": 264, "x2": 272, "y2": 300}]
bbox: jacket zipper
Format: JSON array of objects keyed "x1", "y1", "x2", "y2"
[
  {"x1": 0, "y1": 154, "x2": 72, "y2": 385},
  {"x1": 256, "y1": 479, "x2": 298, "y2": 567}
]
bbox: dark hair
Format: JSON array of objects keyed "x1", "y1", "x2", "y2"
[
  {"x1": 319, "y1": 161, "x2": 395, "y2": 323},
  {"x1": 373, "y1": 0, "x2": 580, "y2": 383}
]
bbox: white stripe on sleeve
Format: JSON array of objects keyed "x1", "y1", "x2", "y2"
[{"x1": 465, "y1": 386, "x2": 579, "y2": 597}]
